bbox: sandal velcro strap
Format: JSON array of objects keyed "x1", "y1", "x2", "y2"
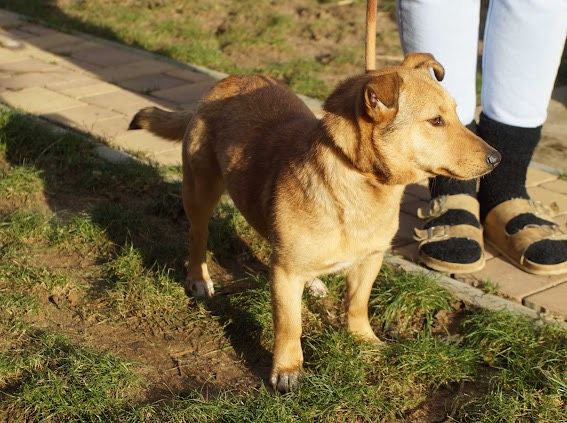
[
  {"x1": 414, "y1": 224, "x2": 484, "y2": 248},
  {"x1": 509, "y1": 225, "x2": 567, "y2": 266},
  {"x1": 484, "y1": 198, "x2": 556, "y2": 223},
  {"x1": 417, "y1": 194, "x2": 480, "y2": 220},
  {"x1": 484, "y1": 198, "x2": 567, "y2": 275}
]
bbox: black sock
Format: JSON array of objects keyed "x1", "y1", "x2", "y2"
[
  {"x1": 477, "y1": 113, "x2": 567, "y2": 266},
  {"x1": 420, "y1": 121, "x2": 482, "y2": 265},
  {"x1": 477, "y1": 113, "x2": 540, "y2": 220}
]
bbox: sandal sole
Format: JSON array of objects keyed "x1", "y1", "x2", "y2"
[
  {"x1": 485, "y1": 238, "x2": 567, "y2": 276},
  {"x1": 418, "y1": 251, "x2": 486, "y2": 274}
]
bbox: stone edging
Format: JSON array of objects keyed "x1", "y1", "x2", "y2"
[{"x1": 387, "y1": 256, "x2": 567, "y2": 329}]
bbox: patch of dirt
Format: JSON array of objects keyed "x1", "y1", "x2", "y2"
[{"x1": 19, "y1": 256, "x2": 260, "y2": 401}]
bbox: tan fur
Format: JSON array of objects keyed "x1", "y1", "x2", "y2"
[
  {"x1": 129, "y1": 54, "x2": 499, "y2": 392},
  {"x1": 128, "y1": 107, "x2": 193, "y2": 141}
]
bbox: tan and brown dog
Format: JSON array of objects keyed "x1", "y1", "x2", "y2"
[{"x1": 129, "y1": 53, "x2": 500, "y2": 392}]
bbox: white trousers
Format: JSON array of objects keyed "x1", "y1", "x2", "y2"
[{"x1": 396, "y1": 0, "x2": 567, "y2": 127}]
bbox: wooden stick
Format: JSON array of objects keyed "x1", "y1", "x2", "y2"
[{"x1": 365, "y1": 0, "x2": 377, "y2": 72}]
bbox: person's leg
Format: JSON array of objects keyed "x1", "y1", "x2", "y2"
[
  {"x1": 397, "y1": 0, "x2": 483, "y2": 270},
  {"x1": 397, "y1": 0, "x2": 480, "y2": 125},
  {"x1": 478, "y1": 0, "x2": 567, "y2": 270}
]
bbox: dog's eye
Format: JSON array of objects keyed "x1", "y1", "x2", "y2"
[{"x1": 428, "y1": 116, "x2": 445, "y2": 127}]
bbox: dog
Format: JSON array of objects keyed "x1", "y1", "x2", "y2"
[{"x1": 129, "y1": 53, "x2": 500, "y2": 392}]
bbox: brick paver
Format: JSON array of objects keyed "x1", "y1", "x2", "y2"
[
  {"x1": 82, "y1": 90, "x2": 160, "y2": 116},
  {"x1": 0, "y1": 57, "x2": 59, "y2": 72},
  {"x1": 113, "y1": 130, "x2": 183, "y2": 158},
  {"x1": 118, "y1": 73, "x2": 188, "y2": 94},
  {"x1": 467, "y1": 257, "x2": 567, "y2": 302},
  {"x1": 0, "y1": 86, "x2": 84, "y2": 114},
  {"x1": 540, "y1": 178, "x2": 567, "y2": 196},
  {"x1": 41, "y1": 104, "x2": 122, "y2": 133},
  {"x1": 523, "y1": 282, "x2": 567, "y2": 318},
  {"x1": 72, "y1": 45, "x2": 144, "y2": 68},
  {"x1": 0, "y1": 9, "x2": 566, "y2": 321},
  {"x1": 58, "y1": 81, "x2": 120, "y2": 99},
  {"x1": 97, "y1": 59, "x2": 175, "y2": 82},
  {"x1": 528, "y1": 186, "x2": 567, "y2": 215},
  {"x1": 0, "y1": 48, "x2": 25, "y2": 64},
  {"x1": 151, "y1": 81, "x2": 216, "y2": 104},
  {"x1": 525, "y1": 167, "x2": 558, "y2": 187}
]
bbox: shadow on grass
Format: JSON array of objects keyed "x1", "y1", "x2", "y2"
[{"x1": 0, "y1": 108, "x2": 272, "y2": 385}]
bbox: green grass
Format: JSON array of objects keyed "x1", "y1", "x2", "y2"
[
  {"x1": 370, "y1": 266, "x2": 453, "y2": 337},
  {"x1": 0, "y1": 330, "x2": 142, "y2": 422},
  {"x1": 0, "y1": 106, "x2": 565, "y2": 421}
]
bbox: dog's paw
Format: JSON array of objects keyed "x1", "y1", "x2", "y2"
[
  {"x1": 351, "y1": 329, "x2": 385, "y2": 347},
  {"x1": 186, "y1": 279, "x2": 215, "y2": 298},
  {"x1": 305, "y1": 278, "x2": 328, "y2": 298},
  {"x1": 270, "y1": 369, "x2": 300, "y2": 393}
]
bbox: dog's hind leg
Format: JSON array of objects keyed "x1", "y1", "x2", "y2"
[
  {"x1": 344, "y1": 252, "x2": 385, "y2": 344},
  {"x1": 182, "y1": 120, "x2": 224, "y2": 298}
]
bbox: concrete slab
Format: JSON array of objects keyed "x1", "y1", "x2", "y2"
[
  {"x1": 97, "y1": 59, "x2": 175, "y2": 82},
  {"x1": 154, "y1": 146, "x2": 183, "y2": 166},
  {"x1": 17, "y1": 23, "x2": 59, "y2": 37},
  {"x1": 72, "y1": 45, "x2": 144, "y2": 67},
  {"x1": 113, "y1": 130, "x2": 181, "y2": 155},
  {"x1": 0, "y1": 10, "x2": 23, "y2": 27},
  {"x1": 0, "y1": 57, "x2": 58, "y2": 73},
  {"x1": 400, "y1": 197, "x2": 426, "y2": 217},
  {"x1": 0, "y1": 47, "x2": 29, "y2": 64},
  {"x1": 526, "y1": 167, "x2": 558, "y2": 187},
  {"x1": 528, "y1": 186, "x2": 567, "y2": 215},
  {"x1": 0, "y1": 87, "x2": 84, "y2": 114},
  {"x1": 404, "y1": 183, "x2": 430, "y2": 201},
  {"x1": 394, "y1": 212, "x2": 421, "y2": 247},
  {"x1": 83, "y1": 90, "x2": 158, "y2": 116},
  {"x1": 468, "y1": 256, "x2": 567, "y2": 302},
  {"x1": 164, "y1": 67, "x2": 213, "y2": 83},
  {"x1": 42, "y1": 104, "x2": 122, "y2": 132},
  {"x1": 118, "y1": 73, "x2": 187, "y2": 93},
  {"x1": 89, "y1": 116, "x2": 131, "y2": 140},
  {"x1": 0, "y1": 70, "x2": 75, "y2": 91},
  {"x1": 539, "y1": 179, "x2": 567, "y2": 196},
  {"x1": 523, "y1": 282, "x2": 567, "y2": 318},
  {"x1": 58, "y1": 81, "x2": 120, "y2": 99},
  {"x1": 23, "y1": 33, "x2": 83, "y2": 50},
  {"x1": 391, "y1": 242, "x2": 419, "y2": 261},
  {"x1": 151, "y1": 81, "x2": 215, "y2": 104}
]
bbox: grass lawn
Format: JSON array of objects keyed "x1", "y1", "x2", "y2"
[{"x1": 0, "y1": 106, "x2": 566, "y2": 421}]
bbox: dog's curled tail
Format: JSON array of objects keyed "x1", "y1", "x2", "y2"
[{"x1": 128, "y1": 107, "x2": 194, "y2": 141}]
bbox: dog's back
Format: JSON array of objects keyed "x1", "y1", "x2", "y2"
[{"x1": 130, "y1": 75, "x2": 319, "y2": 237}]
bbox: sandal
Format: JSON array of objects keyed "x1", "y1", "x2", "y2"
[
  {"x1": 414, "y1": 194, "x2": 485, "y2": 273},
  {"x1": 484, "y1": 198, "x2": 567, "y2": 275}
]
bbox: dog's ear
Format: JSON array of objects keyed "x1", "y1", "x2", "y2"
[
  {"x1": 401, "y1": 52, "x2": 445, "y2": 81},
  {"x1": 363, "y1": 72, "x2": 400, "y2": 125}
]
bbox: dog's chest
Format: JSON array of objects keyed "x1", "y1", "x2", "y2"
[{"x1": 313, "y1": 204, "x2": 399, "y2": 271}]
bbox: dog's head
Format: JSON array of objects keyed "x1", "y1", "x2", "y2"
[{"x1": 322, "y1": 52, "x2": 500, "y2": 185}]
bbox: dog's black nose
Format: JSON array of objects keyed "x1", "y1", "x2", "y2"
[{"x1": 486, "y1": 150, "x2": 501, "y2": 167}]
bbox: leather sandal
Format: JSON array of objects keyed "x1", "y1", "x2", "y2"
[
  {"x1": 484, "y1": 198, "x2": 567, "y2": 275},
  {"x1": 414, "y1": 194, "x2": 485, "y2": 273}
]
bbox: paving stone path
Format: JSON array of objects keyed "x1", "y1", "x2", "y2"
[{"x1": 1, "y1": 9, "x2": 566, "y2": 321}]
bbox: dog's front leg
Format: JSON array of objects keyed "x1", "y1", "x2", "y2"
[
  {"x1": 270, "y1": 265, "x2": 305, "y2": 393},
  {"x1": 344, "y1": 252, "x2": 384, "y2": 344}
]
